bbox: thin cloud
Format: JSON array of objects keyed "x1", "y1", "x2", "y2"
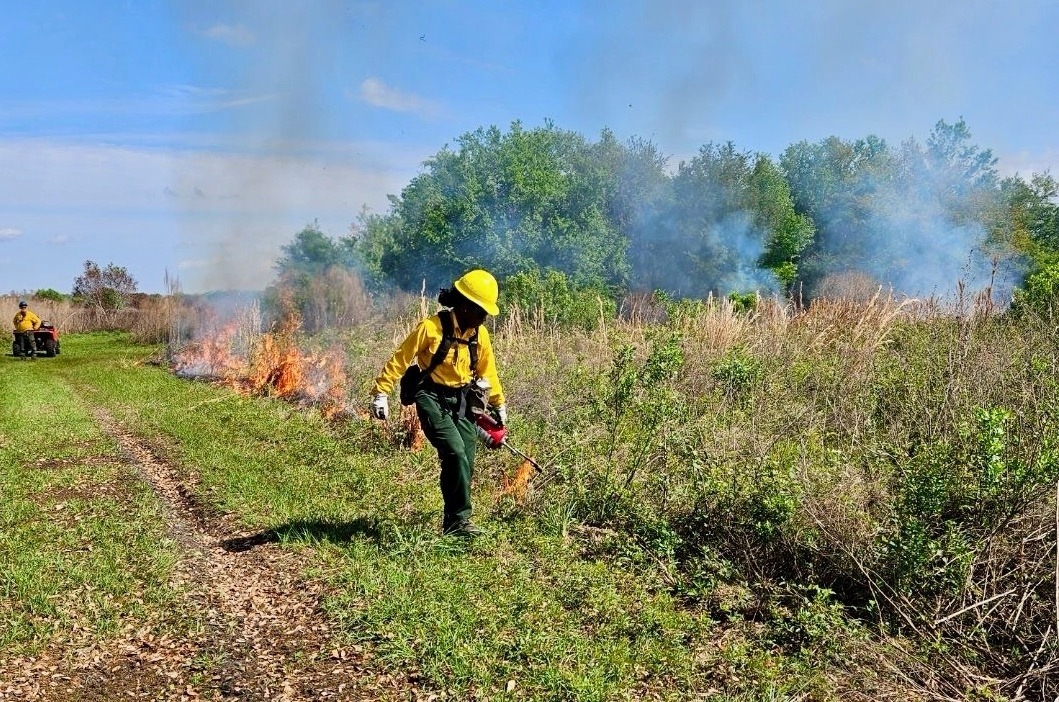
[
  {"x1": 359, "y1": 78, "x2": 442, "y2": 119},
  {"x1": 0, "y1": 88, "x2": 274, "y2": 122},
  {"x1": 201, "y1": 23, "x2": 256, "y2": 47},
  {"x1": 997, "y1": 148, "x2": 1059, "y2": 178},
  {"x1": 156, "y1": 84, "x2": 276, "y2": 113},
  {"x1": 0, "y1": 227, "x2": 22, "y2": 241}
]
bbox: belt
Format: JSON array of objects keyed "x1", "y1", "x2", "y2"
[
  {"x1": 423, "y1": 379, "x2": 469, "y2": 396},
  {"x1": 422, "y1": 380, "x2": 472, "y2": 417}
]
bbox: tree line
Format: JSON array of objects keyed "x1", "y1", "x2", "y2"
[{"x1": 270, "y1": 118, "x2": 1059, "y2": 326}]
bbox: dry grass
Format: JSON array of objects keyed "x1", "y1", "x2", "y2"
[
  {"x1": 482, "y1": 288, "x2": 1057, "y2": 699},
  {"x1": 0, "y1": 293, "x2": 200, "y2": 340},
  {"x1": 1, "y1": 295, "x2": 86, "y2": 332}
]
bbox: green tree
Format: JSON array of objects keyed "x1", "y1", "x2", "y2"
[
  {"x1": 781, "y1": 123, "x2": 1014, "y2": 298},
  {"x1": 924, "y1": 117, "x2": 999, "y2": 217},
  {"x1": 267, "y1": 222, "x2": 372, "y2": 331},
  {"x1": 72, "y1": 260, "x2": 138, "y2": 311},
  {"x1": 352, "y1": 121, "x2": 629, "y2": 293},
  {"x1": 991, "y1": 172, "x2": 1059, "y2": 311},
  {"x1": 781, "y1": 136, "x2": 896, "y2": 293},
  {"x1": 274, "y1": 221, "x2": 350, "y2": 277},
  {"x1": 656, "y1": 143, "x2": 800, "y2": 297},
  {"x1": 345, "y1": 206, "x2": 402, "y2": 292},
  {"x1": 33, "y1": 288, "x2": 66, "y2": 302},
  {"x1": 992, "y1": 173, "x2": 1059, "y2": 260},
  {"x1": 747, "y1": 155, "x2": 815, "y2": 288},
  {"x1": 604, "y1": 136, "x2": 673, "y2": 293}
]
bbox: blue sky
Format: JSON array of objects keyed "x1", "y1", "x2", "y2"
[{"x1": 2, "y1": 0, "x2": 1057, "y2": 294}]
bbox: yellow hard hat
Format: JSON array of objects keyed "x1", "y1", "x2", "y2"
[{"x1": 453, "y1": 269, "x2": 499, "y2": 316}]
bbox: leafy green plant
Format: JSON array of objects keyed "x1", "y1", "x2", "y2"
[
  {"x1": 765, "y1": 585, "x2": 858, "y2": 659},
  {"x1": 653, "y1": 289, "x2": 709, "y2": 327},
  {"x1": 727, "y1": 291, "x2": 758, "y2": 313},
  {"x1": 500, "y1": 268, "x2": 616, "y2": 330},
  {"x1": 711, "y1": 347, "x2": 764, "y2": 400}
]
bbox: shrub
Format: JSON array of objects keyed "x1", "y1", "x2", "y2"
[
  {"x1": 727, "y1": 291, "x2": 758, "y2": 313},
  {"x1": 499, "y1": 269, "x2": 616, "y2": 330},
  {"x1": 34, "y1": 288, "x2": 66, "y2": 302},
  {"x1": 1012, "y1": 260, "x2": 1059, "y2": 317},
  {"x1": 710, "y1": 347, "x2": 764, "y2": 400}
]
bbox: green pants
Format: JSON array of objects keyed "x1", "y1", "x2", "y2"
[
  {"x1": 416, "y1": 387, "x2": 477, "y2": 527},
  {"x1": 14, "y1": 331, "x2": 34, "y2": 357}
]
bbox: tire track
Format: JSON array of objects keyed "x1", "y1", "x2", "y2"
[{"x1": 2, "y1": 406, "x2": 412, "y2": 702}]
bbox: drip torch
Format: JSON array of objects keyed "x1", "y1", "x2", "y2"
[
  {"x1": 469, "y1": 378, "x2": 541, "y2": 470},
  {"x1": 473, "y1": 409, "x2": 541, "y2": 471}
]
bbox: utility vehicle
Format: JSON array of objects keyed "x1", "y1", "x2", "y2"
[{"x1": 12, "y1": 322, "x2": 60, "y2": 357}]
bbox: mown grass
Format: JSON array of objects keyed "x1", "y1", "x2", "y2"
[
  {"x1": 0, "y1": 339, "x2": 179, "y2": 652},
  {"x1": 6, "y1": 293, "x2": 1058, "y2": 701}
]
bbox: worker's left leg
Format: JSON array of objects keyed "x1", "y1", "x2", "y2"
[{"x1": 416, "y1": 390, "x2": 478, "y2": 533}]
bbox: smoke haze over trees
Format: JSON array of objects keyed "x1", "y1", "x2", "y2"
[{"x1": 270, "y1": 118, "x2": 1059, "y2": 319}]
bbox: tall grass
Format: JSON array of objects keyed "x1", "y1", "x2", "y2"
[
  {"x1": 489, "y1": 288, "x2": 1058, "y2": 699},
  {"x1": 0, "y1": 293, "x2": 190, "y2": 340}
]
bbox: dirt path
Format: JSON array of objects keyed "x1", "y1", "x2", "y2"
[{"x1": 1, "y1": 407, "x2": 415, "y2": 702}]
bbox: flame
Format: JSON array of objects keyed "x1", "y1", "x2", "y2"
[
  {"x1": 170, "y1": 308, "x2": 349, "y2": 420},
  {"x1": 248, "y1": 333, "x2": 304, "y2": 397},
  {"x1": 399, "y1": 405, "x2": 424, "y2": 450},
  {"x1": 501, "y1": 460, "x2": 536, "y2": 502},
  {"x1": 171, "y1": 321, "x2": 246, "y2": 382}
]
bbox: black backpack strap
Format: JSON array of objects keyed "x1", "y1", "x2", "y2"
[
  {"x1": 468, "y1": 328, "x2": 479, "y2": 380},
  {"x1": 420, "y1": 311, "x2": 456, "y2": 383},
  {"x1": 423, "y1": 310, "x2": 480, "y2": 383}
]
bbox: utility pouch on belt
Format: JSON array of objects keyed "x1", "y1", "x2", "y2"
[
  {"x1": 399, "y1": 365, "x2": 424, "y2": 406},
  {"x1": 399, "y1": 311, "x2": 480, "y2": 407},
  {"x1": 467, "y1": 379, "x2": 489, "y2": 415}
]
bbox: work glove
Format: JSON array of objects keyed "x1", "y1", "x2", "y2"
[
  {"x1": 492, "y1": 403, "x2": 508, "y2": 426},
  {"x1": 371, "y1": 393, "x2": 390, "y2": 421}
]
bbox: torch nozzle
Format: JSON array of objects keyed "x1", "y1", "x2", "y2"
[
  {"x1": 500, "y1": 441, "x2": 541, "y2": 471},
  {"x1": 473, "y1": 410, "x2": 542, "y2": 471}
]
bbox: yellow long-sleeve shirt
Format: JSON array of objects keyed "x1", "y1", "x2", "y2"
[
  {"x1": 13, "y1": 309, "x2": 41, "y2": 333},
  {"x1": 372, "y1": 311, "x2": 505, "y2": 406}
]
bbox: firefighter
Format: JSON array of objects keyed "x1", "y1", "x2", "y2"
[
  {"x1": 370, "y1": 269, "x2": 507, "y2": 538},
  {"x1": 12, "y1": 300, "x2": 41, "y2": 359}
]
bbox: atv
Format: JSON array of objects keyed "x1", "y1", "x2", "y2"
[{"x1": 12, "y1": 322, "x2": 61, "y2": 358}]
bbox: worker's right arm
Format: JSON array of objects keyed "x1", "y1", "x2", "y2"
[{"x1": 371, "y1": 318, "x2": 434, "y2": 396}]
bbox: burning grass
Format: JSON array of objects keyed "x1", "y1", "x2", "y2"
[
  {"x1": 399, "y1": 405, "x2": 424, "y2": 450},
  {"x1": 170, "y1": 306, "x2": 349, "y2": 420},
  {"x1": 500, "y1": 459, "x2": 536, "y2": 503}
]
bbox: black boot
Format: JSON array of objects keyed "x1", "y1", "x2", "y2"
[{"x1": 443, "y1": 519, "x2": 484, "y2": 538}]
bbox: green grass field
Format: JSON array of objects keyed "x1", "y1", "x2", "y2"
[{"x1": 2, "y1": 308, "x2": 1057, "y2": 700}]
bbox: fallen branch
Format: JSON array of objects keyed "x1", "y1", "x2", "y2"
[{"x1": 1012, "y1": 624, "x2": 1052, "y2": 701}]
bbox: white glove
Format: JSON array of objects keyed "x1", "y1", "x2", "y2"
[
  {"x1": 371, "y1": 393, "x2": 390, "y2": 420},
  {"x1": 493, "y1": 403, "x2": 507, "y2": 426}
]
